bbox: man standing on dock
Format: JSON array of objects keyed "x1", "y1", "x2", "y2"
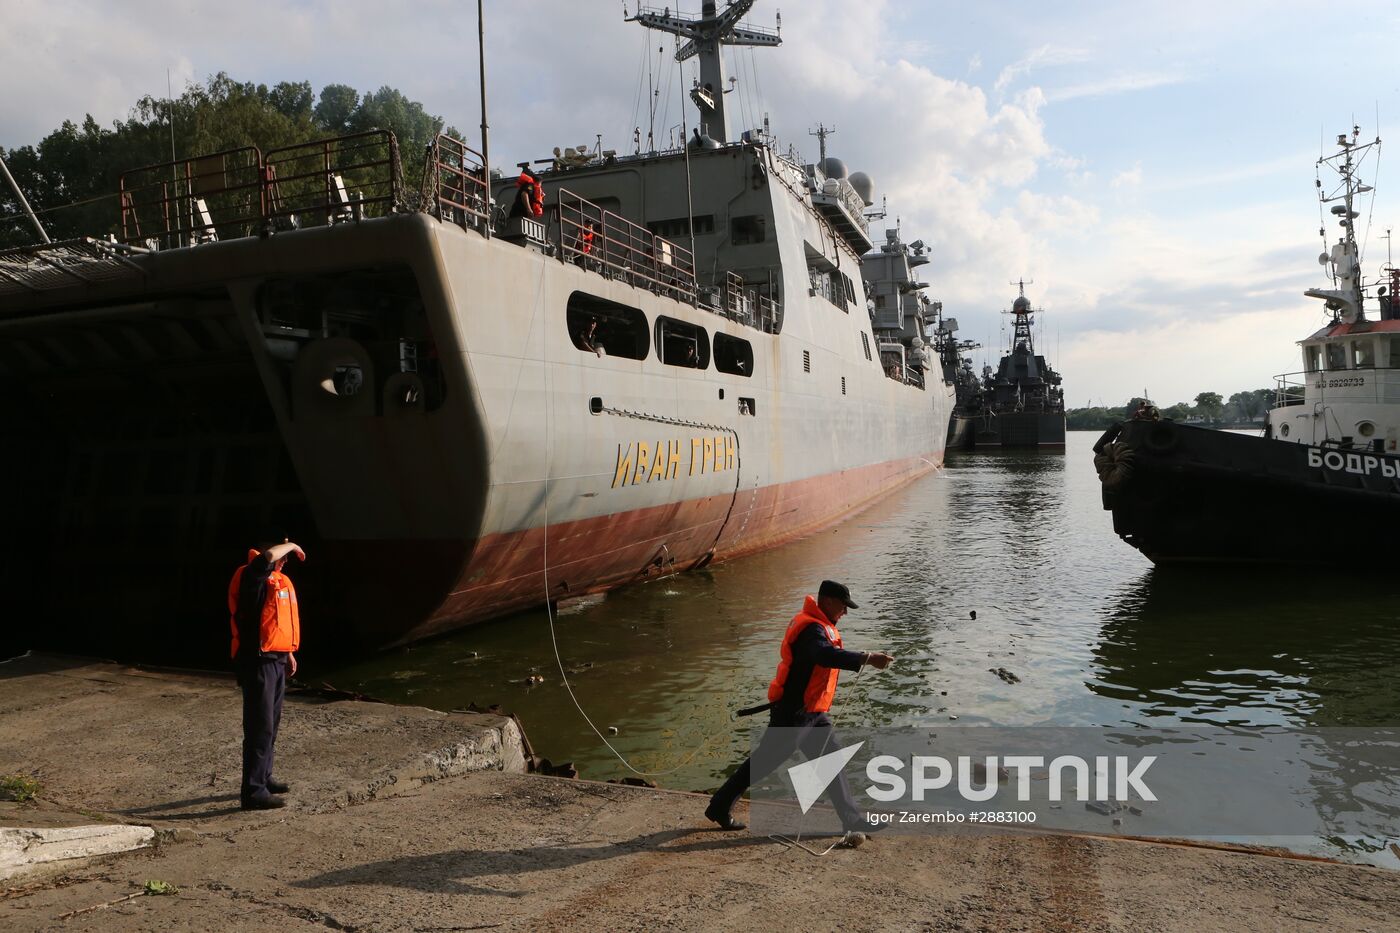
[
  {"x1": 228, "y1": 541, "x2": 305, "y2": 811},
  {"x1": 705, "y1": 580, "x2": 893, "y2": 836}
]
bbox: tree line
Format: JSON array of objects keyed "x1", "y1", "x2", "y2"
[
  {"x1": 0, "y1": 74, "x2": 459, "y2": 248},
  {"x1": 1066, "y1": 388, "x2": 1276, "y2": 431}
]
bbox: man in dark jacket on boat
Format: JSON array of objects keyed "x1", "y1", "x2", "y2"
[{"x1": 705, "y1": 580, "x2": 893, "y2": 835}]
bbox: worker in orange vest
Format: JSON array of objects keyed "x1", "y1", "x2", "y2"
[
  {"x1": 228, "y1": 540, "x2": 306, "y2": 810},
  {"x1": 706, "y1": 580, "x2": 893, "y2": 837}
]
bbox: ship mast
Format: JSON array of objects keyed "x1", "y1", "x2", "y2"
[
  {"x1": 1007, "y1": 277, "x2": 1036, "y2": 353},
  {"x1": 1308, "y1": 126, "x2": 1380, "y2": 323},
  {"x1": 627, "y1": 1, "x2": 781, "y2": 144}
]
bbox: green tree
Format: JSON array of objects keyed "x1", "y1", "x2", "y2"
[
  {"x1": 1161, "y1": 402, "x2": 1193, "y2": 421},
  {"x1": 1194, "y1": 391, "x2": 1224, "y2": 423},
  {"x1": 314, "y1": 84, "x2": 360, "y2": 133},
  {"x1": 0, "y1": 74, "x2": 459, "y2": 249}
]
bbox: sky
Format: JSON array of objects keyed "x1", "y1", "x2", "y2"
[{"x1": 4, "y1": 0, "x2": 1400, "y2": 406}]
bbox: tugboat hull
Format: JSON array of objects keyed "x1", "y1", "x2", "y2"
[{"x1": 1097, "y1": 420, "x2": 1400, "y2": 563}]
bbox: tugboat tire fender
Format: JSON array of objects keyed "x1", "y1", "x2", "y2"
[
  {"x1": 1094, "y1": 442, "x2": 1135, "y2": 490},
  {"x1": 1143, "y1": 423, "x2": 1177, "y2": 453}
]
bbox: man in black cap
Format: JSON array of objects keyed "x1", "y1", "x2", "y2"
[{"x1": 705, "y1": 580, "x2": 894, "y2": 836}]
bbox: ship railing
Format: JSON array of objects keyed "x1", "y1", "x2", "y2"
[
  {"x1": 555, "y1": 187, "x2": 696, "y2": 303},
  {"x1": 714, "y1": 271, "x2": 782, "y2": 334},
  {"x1": 263, "y1": 131, "x2": 403, "y2": 230},
  {"x1": 116, "y1": 131, "x2": 404, "y2": 249},
  {"x1": 421, "y1": 134, "x2": 490, "y2": 234},
  {"x1": 118, "y1": 146, "x2": 265, "y2": 250},
  {"x1": 1274, "y1": 368, "x2": 1400, "y2": 408}
]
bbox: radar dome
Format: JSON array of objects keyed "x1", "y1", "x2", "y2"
[
  {"x1": 820, "y1": 157, "x2": 848, "y2": 180},
  {"x1": 1013, "y1": 296, "x2": 1031, "y2": 312},
  {"x1": 848, "y1": 171, "x2": 875, "y2": 206}
]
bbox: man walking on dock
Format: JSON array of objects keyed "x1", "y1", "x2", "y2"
[
  {"x1": 228, "y1": 541, "x2": 305, "y2": 811},
  {"x1": 706, "y1": 580, "x2": 893, "y2": 835}
]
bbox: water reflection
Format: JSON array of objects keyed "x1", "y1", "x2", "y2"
[{"x1": 1092, "y1": 567, "x2": 1400, "y2": 728}]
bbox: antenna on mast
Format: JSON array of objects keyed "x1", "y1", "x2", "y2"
[
  {"x1": 809, "y1": 123, "x2": 835, "y2": 163},
  {"x1": 628, "y1": 0, "x2": 781, "y2": 144}
]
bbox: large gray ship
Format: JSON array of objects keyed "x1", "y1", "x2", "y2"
[{"x1": 0, "y1": 1, "x2": 953, "y2": 659}]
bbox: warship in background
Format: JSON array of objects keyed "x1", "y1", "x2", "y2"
[
  {"x1": 0, "y1": 1, "x2": 953, "y2": 659},
  {"x1": 969, "y1": 281, "x2": 1066, "y2": 448}
]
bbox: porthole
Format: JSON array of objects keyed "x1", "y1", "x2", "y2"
[
  {"x1": 1280, "y1": 423, "x2": 1290, "y2": 437},
  {"x1": 1358, "y1": 421, "x2": 1376, "y2": 437}
]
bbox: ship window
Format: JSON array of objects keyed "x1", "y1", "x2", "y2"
[
  {"x1": 648, "y1": 215, "x2": 715, "y2": 239},
  {"x1": 714, "y1": 333, "x2": 753, "y2": 377},
  {"x1": 566, "y1": 292, "x2": 650, "y2": 360},
  {"x1": 1352, "y1": 339, "x2": 1376, "y2": 368},
  {"x1": 1304, "y1": 345, "x2": 1321, "y2": 372},
  {"x1": 1325, "y1": 342, "x2": 1347, "y2": 370},
  {"x1": 656, "y1": 316, "x2": 709, "y2": 368},
  {"x1": 730, "y1": 214, "x2": 766, "y2": 245}
]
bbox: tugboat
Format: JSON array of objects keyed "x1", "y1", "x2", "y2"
[
  {"x1": 0, "y1": 1, "x2": 953, "y2": 657},
  {"x1": 970, "y1": 281, "x2": 1066, "y2": 448},
  {"x1": 1096, "y1": 127, "x2": 1400, "y2": 563}
]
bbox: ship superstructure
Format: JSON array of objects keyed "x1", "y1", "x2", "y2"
[{"x1": 0, "y1": 1, "x2": 952, "y2": 657}]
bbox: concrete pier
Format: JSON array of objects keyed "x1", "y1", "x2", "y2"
[{"x1": 2, "y1": 654, "x2": 1399, "y2": 931}]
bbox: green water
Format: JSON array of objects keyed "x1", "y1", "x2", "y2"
[{"x1": 322, "y1": 431, "x2": 1400, "y2": 854}]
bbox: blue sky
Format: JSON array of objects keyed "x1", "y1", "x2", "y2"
[{"x1": 4, "y1": 0, "x2": 1400, "y2": 406}]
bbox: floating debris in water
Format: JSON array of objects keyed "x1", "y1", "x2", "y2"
[
  {"x1": 970, "y1": 610, "x2": 977, "y2": 620},
  {"x1": 989, "y1": 667, "x2": 1021, "y2": 685}
]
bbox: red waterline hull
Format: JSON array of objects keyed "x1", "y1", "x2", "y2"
[{"x1": 363, "y1": 452, "x2": 943, "y2": 646}]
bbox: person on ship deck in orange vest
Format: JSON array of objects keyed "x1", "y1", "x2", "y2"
[
  {"x1": 705, "y1": 580, "x2": 894, "y2": 835},
  {"x1": 228, "y1": 540, "x2": 306, "y2": 811}
]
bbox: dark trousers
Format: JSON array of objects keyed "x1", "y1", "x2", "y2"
[
  {"x1": 240, "y1": 655, "x2": 286, "y2": 801},
  {"x1": 710, "y1": 710, "x2": 863, "y2": 830}
]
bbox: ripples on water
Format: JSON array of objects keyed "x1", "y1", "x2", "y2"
[{"x1": 325, "y1": 433, "x2": 1400, "y2": 856}]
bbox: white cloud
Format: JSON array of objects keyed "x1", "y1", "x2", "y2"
[
  {"x1": 1111, "y1": 162, "x2": 1143, "y2": 188},
  {"x1": 1043, "y1": 71, "x2": 1188, "y2": 103},
  {"x1": 993, "y1": 44, "x2": 1089, "y2": 96}
]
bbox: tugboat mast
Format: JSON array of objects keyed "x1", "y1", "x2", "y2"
[
  {"x1": 628, "y1": 1, "x2": 781, "y2": 144},
  {"x1": 1308, "y1": 126, "x2": 1380, "y2": 323}
]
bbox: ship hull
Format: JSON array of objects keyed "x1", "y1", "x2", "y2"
[
  {"x1": 1, "y1": 213, "x2": 952, "y2": 658},
  {"x1": 1097, "y1": 420, "x2": 1400, "y2": 563},
  {"x1": 969, "y1": 412, "x2": 1065, "y2": 448}
]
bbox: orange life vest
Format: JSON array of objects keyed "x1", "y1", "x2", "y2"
[
  {"x1": 581, "y1": 227, "x2": 594, "y2": 254},
  {"x1": 516, "y1": 172, "x2": 544, "y2": 218},
  {"x1": 228, "y1": 549, "x2": 301, "y2": 658},
  {"x1": 767, "y1": 596, "x2": 844, "y2": 713}
]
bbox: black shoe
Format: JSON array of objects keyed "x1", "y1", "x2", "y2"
[
  {"x1": 266, "y1": 779, "x2": 290, "y2": 795},
  {"x1": 241, "y1": 794, "x2": 286, "y2": 811},
  {"x1": 704, "y1": 802, "x2": 747, "y2": 831}
]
